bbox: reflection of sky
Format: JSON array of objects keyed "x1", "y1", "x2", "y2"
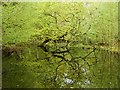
[
  {"x1": 84, "y1": 79, "x2": 90, "y2": 85},
  {"x1": 64, "y1": 78, "x2": 73, "y2": 84},
  {"x1": 81, "y1": 68, "x2": 89, "y2": 75}
]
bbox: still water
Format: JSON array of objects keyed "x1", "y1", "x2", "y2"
[{"x1": 2, "y1": 46, "x2": 119, "y2": 88}]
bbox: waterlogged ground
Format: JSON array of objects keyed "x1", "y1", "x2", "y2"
[{"x1": 2, "y1": 45, "x2": 119, "y2": 88}]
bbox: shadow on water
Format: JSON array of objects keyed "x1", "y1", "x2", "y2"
[{"x1": 2, "y1": 45, "x2": 119, "y2": 88}]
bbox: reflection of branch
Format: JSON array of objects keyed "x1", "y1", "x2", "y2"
[
  {"x1": 93, "y1": 49, "x2": 98, "y2": 64},
  {"x1": 72, "y1": 55, "x2": 83, "y2": 61},
  {"x1": 68, "y1": 62, "x2": 76, "y2": 70},
  {"x1": 54, "y1": 63, "x2": 62, "y2": 82},
  {"x1": 72, "y1": 47, "x2": 96, "y2": 60},
  {"x1": 51, "y1": 50, "x2": 69, "y2": 54},
  {"x1": 52, "y1": 54, "x2": 69, "y2": 62},
  {"x1": 82, "y1": 47, "x2": 96, "y2": 59}
]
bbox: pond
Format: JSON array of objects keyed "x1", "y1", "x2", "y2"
[{"x1": 2, "y1": 45, "x2": 119, "y2": 88}]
